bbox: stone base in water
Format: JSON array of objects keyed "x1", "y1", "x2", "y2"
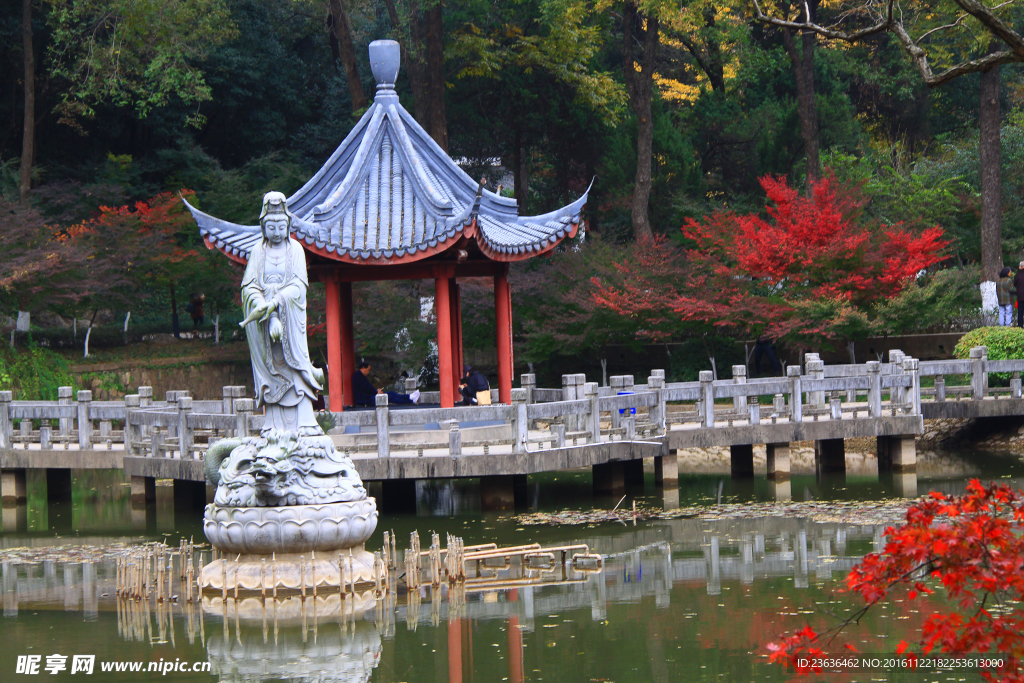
[
  {"x1": 199, "y1": 548, "x2": 378, "y2": 594},
  {"x1": 202, "y1": 590, "x2": 378, "y2": 622},
  {"x1": 203, "y1": 498, "x2": 378, "y2": 555}
]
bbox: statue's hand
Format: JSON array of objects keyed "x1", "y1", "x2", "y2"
[
  {"x1": 269, "y1": 316, "x2": 284, "y2": 342},
  {"x1": 239, "y1": 300, "x2": 275, "y2": 327},
  {"x1": 258, "y1": 300, "x2": 277, "y2": 323}
]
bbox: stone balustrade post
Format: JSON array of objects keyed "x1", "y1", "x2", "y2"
[
  {"x1": 970, "y1": 346, "x2": 987, "y2": 400},
  {"x1": 375, "y1": 394, "x2": 390, "y2": 458},
  {"x1": 609, "y1": 376, "x2": 624, "y2": 430},
  {"x1": 585, "y1": 382, "x2": 600, "y2": 444},
  {"x1": 749, "y1": 396, "x2": 761, "y2": 425},
  {"x1": 124, "y1": 395, "x2": 140, "y2": 454},
  {"x1": 802, "y1": 356, "x2": 827, "y2": 409},
  {"x1": 732, "y1": 365, "x2": 747, "y2": 413},
  {"x1": 650, "y1": 369, "x2": 666, "y2": 381},
  {"x1": 805, "y1": 359, "x2": 825, "y2": 409},
  {"x1": 77, "y1": 391, "x2": 93, "y2": 450},
  {"x1": 233, "y1": 398, "x2": 254, "y2": 438},
  {"x1": 521, "y1": 373, "x2": 536, "y2": 405},
  {"x1": 151, "y1": 426, "x2": 163, "y2": 458},
  {"x1": 867, "y1": 361, "x2": 882, "y2": 417},
  {"x1": 561, "y1": 374, "x2": 575, "y2": 401},
  {"x1": 903, "y1": 357, "x2": 921, "y2": 415},
  {"x1": 574, "y1": 373, "x2": 587, "y2": 431},
  {"x1": 1013, "y1": 372, "x2": 1022, "y2": 399},
  {"x1": 137, "y1": 386, "x2": 152, "y2": 407},
  {"x1": 889, "y1": 350, "x2": 906, "y2": 408},
  {"x1": 648, "y1": 376, "x2": 666, "y2": 432},
  {"x1": 222, "y1": 386, "x2": 245, "y2": 415},
  {"x1": 177, "y1": 397, "x2": 194, "y2": 459},
  {"x1": 830, "y1": 392, "x2": 842, "y2": 420},
  {"x1": 935, "y1": 375, "x2": 946, "y2": 402},
  {"x1": 699, "y1": 371, "x2": 715, "y2": 427},
  {"x1": 552, "y1": 422, "x2": 566, "y2": 449},
  {"x1": 624, "y1": 415, "x2": 636, "y2": 440},
  {"x1": 39, "y1": 424, "x2": 51, "y2": 450},
  {"x1": 445, "y1": 420, "x2": 461, "y2": 457},
  {"x1": 0, "y1": 391, "x2": 11, "y2": 449},
  {"x1": 511, "y1": 388, "x2": 529, "y2": 454},
  {"x1": 58, "y1": 386, "x2": 73, "y2": 443},
  {"x1": 772, "y1": 394, "x2": 785, "y2": 418},
  {"x1": 405, "y1": 377, "x2": 418, "y2": 392},
  {"x1": 787, "y1": 366, "x2": 803, "y2": 423}
]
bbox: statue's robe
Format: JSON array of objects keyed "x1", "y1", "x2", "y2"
[{"x1": 241, "y1": 237, "x2": 322, "y2": 433}]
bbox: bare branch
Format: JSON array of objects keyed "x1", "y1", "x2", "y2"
[{"x1": 751, "y1": 0, "x2": 893, "y2": 41}]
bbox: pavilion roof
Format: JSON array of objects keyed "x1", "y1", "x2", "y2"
[{"x1": 185, "y1": 40, "x2": 589, "y2": 266}]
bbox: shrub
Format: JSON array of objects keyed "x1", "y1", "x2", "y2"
[
  {"x1": 0, "y1": 342, "x2": 77, "y2": 400},
  {"x1": 954, "y1": 326, "x2": 1024, "y2": 384}
]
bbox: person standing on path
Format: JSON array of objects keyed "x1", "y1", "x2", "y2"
[
  {"x1": 1014, "y1": 262, "x2": 1024, "y2": 327},
  {"x1": 999, "y1": 266, "x2": 1016, "y2": 326}
]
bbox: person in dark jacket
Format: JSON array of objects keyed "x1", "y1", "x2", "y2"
[
  {"x1": 1014, "y1": 261, "x2": 1024, "y2": 328},
  {"x1": 998, "y1": 266, "x2": 1016, "y2": 326},
  {"x1": 459, "y1": 365, "x2": 490, "y2": 405},
  {"x1": 352, "y1": 362, "x2": 420, "y2": 407},
  {"x1": 752, "y1": 335, "x2": 781, "y2": 376}
]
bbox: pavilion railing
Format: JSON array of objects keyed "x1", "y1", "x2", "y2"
[{"x1": 2, "y1": 346, "x2": 1023, "y2": 460}]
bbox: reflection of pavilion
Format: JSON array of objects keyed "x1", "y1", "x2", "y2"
[{"x1": 185, "y1": 40, "x2": 589, "y2": 409}]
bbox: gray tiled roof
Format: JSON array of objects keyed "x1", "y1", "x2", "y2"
[{"x1": 185, "y1": 92, "x2": 588, "y2": 264}]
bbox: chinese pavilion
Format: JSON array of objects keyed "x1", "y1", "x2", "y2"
[{"x1": 184, "y1": 40, "x2": 589, "y2": 409}]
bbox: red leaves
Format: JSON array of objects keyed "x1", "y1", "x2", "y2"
[
  {"x1": 768, "y1": 480, "x2": 1024, "y2": 681},
  {"x1": 591, "y1": 172, "x2": 950, "y2": 347}
]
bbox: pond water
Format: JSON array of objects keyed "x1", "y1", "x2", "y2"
[{"x1": 2, "y1": 448, "x2": 1021, "y2": 683}]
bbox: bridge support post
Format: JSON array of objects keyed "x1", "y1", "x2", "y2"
[
  {"x1": 624, "y1": 459, "x2": 644, "y2": 487},
  {"x1": 593, "y1": 462, "x2": 625, "y2": 494},
  {"x1": 380, "y1": 479, "x2": 417, "y2": 514},
  {"x1": 766, "y1": 443, "x2": 790, "y2": 480},
  {"x1": 887, "y1": 471, "x2": 918, "y2": 498},
  {"x1": 730, "y1": 444, "x2": 754, "y2": 477},
  {"x1": 2, "y1": 502, "x2": 26, "y2": 533},
  {"x1": 768, "y1": 478, "x2": 791, "y2": 502},
  {"x1": 480, "y1": 474, "x2": 527, "y2": 511},
  {"x1": 655, "y1": 451, "x2": 678, "y2": 486},
  {"x1": 1, "y1": 469, "x2": 27, "y2": 505},
  {"x1": 877, "y1": 435, "x2": 916, "y2": 472},
  {"x1": 814, "y1": 439, "x2": 846, "y2": 474},
  {"x1": 130, "y1": 476, "x2": 156, "y2": 507},
  {"x1": 46, "y1": 469, "x2": 73, "y2": 502}
]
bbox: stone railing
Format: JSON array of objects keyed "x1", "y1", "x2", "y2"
[{"x1": 3, "y1": 346, "x2": 1023, "y2": 459}]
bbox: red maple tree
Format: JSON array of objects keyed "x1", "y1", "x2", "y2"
[
  {"x1": 591, "y1": 174, "x2": 949, "y2": 347},
  {"x1": 767, "y1": 480, "x2": 1024, "y2": 682}
]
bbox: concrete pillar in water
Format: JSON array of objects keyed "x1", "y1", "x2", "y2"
[
  {"x1": 623, "y1": 459, "x2": 644, "y2": 487},
  {"x1": 592, "y1": 462, "x2": 625, "y2": 494},
  {"x1": 877, "y1": 435, "x2": 917, "y2": 472},
  {"x1": 730, "y1": 444, "x2": 754, "y2": 477},
  {"x1": 814, "y1": 438, "x2": 846, "y2": 474},
  {"x1": 1, "y1": 504, "x2": 26, "y2": 533},
  {"x1": 46, "y1": 469, "x2": 73, "y2": 503},
  {"x1": 891, "y1": 471, "x2": 918, "y2": 498},
  {"x1": 380, "y1": 479, "x2": 417, "y2": 514},
  {"x1": 766, "y1": 443, "x2": 790, "y2": 480},
  {"x1": 654, "y1": 450, "x2": 678, "y2": 486},
  {"x1": 480, "y1": 475, "x2": 527, "y2": 511},
  {"x1": 1, "y1": 469, "x2": 27, "y2": 505},
  {"x1": 130, "y1": 476, "x2": 156, "y2": 507},
  {"x1": 769, "y1": 478, "x2": 792, "y2": 502}
]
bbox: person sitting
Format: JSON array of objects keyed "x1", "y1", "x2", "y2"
[
  {"x1": 352, "y1": 362, "x2": 420, "y2": 407},
  {"x1": 459, "y1": 364, "x2": 490, "y2": 406}
]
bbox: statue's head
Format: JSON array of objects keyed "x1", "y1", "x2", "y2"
[{"x1": 259, "y1": 191, "x2": 292, "y2": 246}]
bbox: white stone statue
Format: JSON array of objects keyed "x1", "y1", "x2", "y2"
[{"x1": 240, "y1": 191, "x2": 325, "y2": 434}]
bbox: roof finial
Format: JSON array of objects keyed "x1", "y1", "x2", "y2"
[{"x1": 369, "y1": 40, "x2": 400, "y2": 100}]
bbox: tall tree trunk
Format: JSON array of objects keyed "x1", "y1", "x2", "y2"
[
  {"x1": 423, "y1": 0, "x2": 447, "y2": 151},
  {"x1": 782, "y1": 27, "x2": 820, "y2": 183},
  {"x1": 384, "y1": 0, "x2": 446, "y2": 148},
  {"x1": 980, "y1": 63, "x2": 1002, "y2": 282},
  {"x1": 513, "y1": 128, "x2": 528, "y2": 214},
  {"x1": 20, "y1": 0, "x2": 34, "y2": 202},
  {"x1": 622, "y1": 2, "x2": 658, "y2": 240},
  {"x1": 328, "y1": 0, "x2": 367, "y2": 114}
]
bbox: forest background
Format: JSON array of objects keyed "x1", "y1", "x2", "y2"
[{"x1": 1, "y1": 0, "x2": 1022, "y2": 394}]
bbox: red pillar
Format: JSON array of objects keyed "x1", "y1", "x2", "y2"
[
  {"x1": 339, "y1": 281, "x2": 355, "y2": 408},
  {"x1": 324, "y1": 275, "x2": 343, "y2": 412},
  {"x1": 435, "y1": 274, "x2": 455, "y2": 407},
  {"x1": 448, "y1": 618, "x2": 463, "y2": 683},
  {"x1": 449, "y1": 278, "x2": 463, "y2": 385},
  {"x1": 494, "y1": 266, "x2": 513, "y2": 404}
]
